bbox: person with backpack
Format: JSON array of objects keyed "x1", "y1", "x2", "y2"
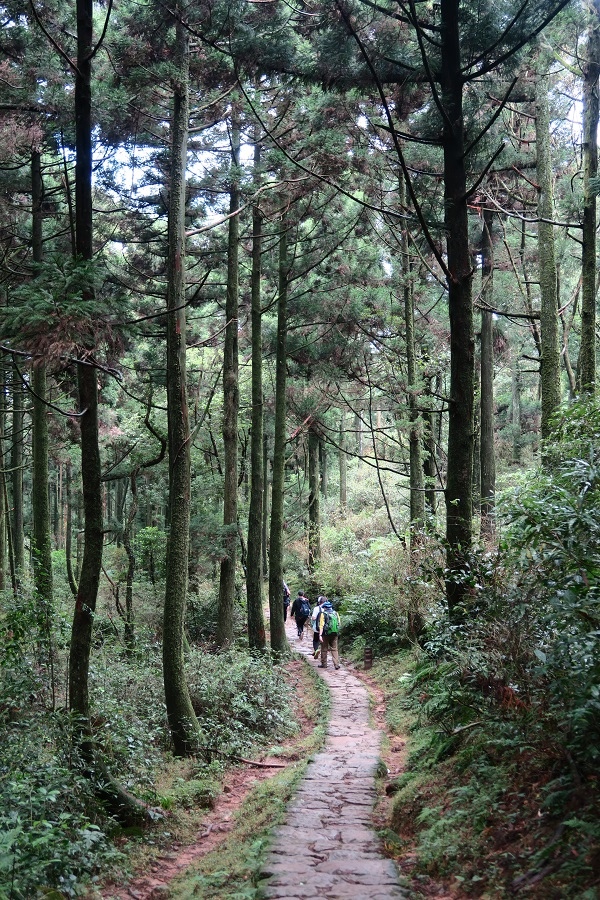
[
  {"x1": 283, "y1": 581, "x2": 291, "y2": 621},
  {"x1": 311, "y1": 595, "x2": 325, "y2": 656},
  {"x1": 290, "y1": 589, "x2": 311, "y2": 640},
  {"x1": 316, "y1": 598, "x2": 341, "y2": 669}
]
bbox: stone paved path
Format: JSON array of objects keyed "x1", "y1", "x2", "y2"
[{"x1": 260, "y1": 620, "x2": 406, "y2": 899}]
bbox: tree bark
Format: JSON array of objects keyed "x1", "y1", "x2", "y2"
[
  {"x1": 511, "y1": 355, "x2": 522, "y2": 465},
  {"x1": 308, "y1": 426, "x2": 320, "y2": 572},
  {"x1": 262, "y1": 432, "x2": 270, "y2": 578},
  {"x1": 339, "y1": 413, "x2": 347, "y2": 512},
  {"x1": 536, "y1": 68, "x2": 561, "y2": 442},
  {"x1": 245, "y1": 138, "x2": 266, "y2": 651},
  {"x1": 401, "y1": 174, "x2": 425, "y2": 534},
  {"x1": 579, "y1": 2, "x2": 600, "y2": 394},
  {"x1": 11, "y1": 371, "x2": 24, "y2": 574},
  {"x1": 31, "y1": 150, "x2": 53, "y2": 610},
  {"x1": 268, "y1": 215, "x2": 289, "y2": 653},
  {"x1": 65, "y1": 458, "x2": 78, "y2": 597},
  {"x1": 441, "y1": 0, "x2": 474, "y2": 618},
  {"x1": 162, "y1": 16, "x2": 201, "y2": 756},
  {"x1": 0, "y1": 353, "x2": 5, "y2": 591},
  {"x1": 69, "y1": 0, "x2": 102, "y2": 734},
  {"x1": 480, "y1": 208, "x2": 496, "y2": 534},
  {"x1": 217, "y1": 111, "x2": 241, "y2": 647}
]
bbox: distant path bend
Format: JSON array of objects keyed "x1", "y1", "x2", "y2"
[{"x1": 261, "y1": 623, "x2": 406, "y2": 899}]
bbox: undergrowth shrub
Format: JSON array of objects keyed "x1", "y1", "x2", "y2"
[
  {"x1": 339, "y1": 594, "x2": 409, "y2": 653},
  {"x1": 186, "y1": 650, "x2": 296, "y2": 757},
  {"x1": 392, "y1": 402, "x2": 600, "y2": 894},
  {"x1": 186, "y1": 585, "x2": 246, "y2": 643}
]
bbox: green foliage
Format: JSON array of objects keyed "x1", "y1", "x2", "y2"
[
  {"x1": 0, "y1": 751, "x2": 121, "y2": 899},
  {"x1": 339, "y1": 594, "x2": 409, "y2": 654},
  {"x1": 0, "y1": 255, "x2": 130, "y2": 359},
  {"x1": 186, "y1": 586, "x2": 246, "y2": 644},
  {"x1": 134, "y1": 527, "x2": 167, "y2": 580},
  {"x1": 186, "y1": 650, "x2": 297, "y2": 757}
]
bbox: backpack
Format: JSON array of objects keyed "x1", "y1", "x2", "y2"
[
  {"x1": 299, "y1": 599, "x2": 311, "y2": 618},
  {"x1": 322, "y1": 609, "x2": 340, "y2": 635}
]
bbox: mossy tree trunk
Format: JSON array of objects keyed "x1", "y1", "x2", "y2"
[
  {"x1": 246, "y1": 139, "x2": 266, "y2": 651},
  {"x1": 536, "y1": 68, "x2": 561, "y2": 443},
  {"x1": 339, "y1": 413, "x2": 347, "y2": 512},
  {"x1": 217, "y1": 111, "x2": 241, "y2": 647},
  {"x1": 268, "y1": 216, "x2": 289, "y2": 653},
  {"x1": 480, "y1": 208, "x2": 496, "y2": 534},
  {"x1": 163, "y1": 15, "x2": 201, "y2": 756},
  {"x1": 308, "y1": 425, "x2": 320, "y2": 572},
  {"x1": 441, "y1": 0, "x2": 475, "y2": 619},
  {"x1": 262, "y1": 432, "x2": 270, "y2": 578},
  {"x1": 65, "y1": 458, "x2": 78, "y2": 597},
  {"x1": 11, "y1": 371, "x2": 24, "y2": 574},
  {"x1": 579, "y1": 2, "x2": 600, "y2": 394},
  {"x1": 31, "y1": 150, "x2": 53, "y2": 612},
  {"x1": 69, "y1": 0, "x2": 102, "y2": 732}
]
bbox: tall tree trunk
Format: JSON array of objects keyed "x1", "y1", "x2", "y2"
[
  {"x1": 480, "y1": 208, "x2": 496, "y2": 534},
  {"x1": 0, "y1": 354, "x2": 5, "y2": 591},
  {"x1": 441, "y1": 0, "x2": 474, "y2": 618},
  {"x1": 536, "y1": 68, "x2": 561, "y2": 442},
  {"x1": 268, "y1": 216, "x2": 289, "y2": 653},
  {"x1": 308, "y1": 426, "x2": 320, "y2": 572},
  {"x1": 217, "y1": 111, "x2": 240, "y2": 647},
  {"x1": 245, "y1": 139, "x2": 266, "y2": 651},
  {"x1": 262, "y1": 432, "x2": 269, "y2": 578},
  {"x1": 320, "y1": 440, "x2": 328, "y2": 499},
  {"x1": 401, "y1": 174, "x2": 425, "y2": 534},
  {"x1": 511, "y1": 355, "x2": 522, "y2": 465},
  {"x1": 162, "y1": 16, "x2": 200, "y2": 756},
  {"x1": 69, "y1": 0, "x2": 102, "y2": 736},
  {"x1": 339, "y1": 413, "x2": 347, "y2": 512},
  {"x1": 65, "y1": 458, "x2": 78, "y2": 597},
  {"x1": 579, "y1": 2, "x2": 600, "y2": 394},
  {"x1": 423, "y1": 376, "x2": 438, "y2": 515},
  {"x1": 11, "y1": 372, "x2": 24, "y2": 574},
  {"x1": 123, "y1": 472, "x2": 137, "y2": 657},
  {"x1": 472, "y1": 365, "x2": 480, "y2": 516},
  {"x1": 31, "y1": 150, "x2": 53, "y2": 610}
]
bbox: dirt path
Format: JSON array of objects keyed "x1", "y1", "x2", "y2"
[{"x1": 259, "y1": 619, "x2": 406, "y2": 899}]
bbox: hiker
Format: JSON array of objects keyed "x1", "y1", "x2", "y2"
[
  {"x1": 283, "y1": 581, "x2": 291, "y2": 621},
  {"x1": 316, "y1": 598, "x2": 341, "y2": 670},
  {"x1": 311, "y1": 595, "x2": 325, "y2": 656},
  {"x1": 290, "y1": 589, "x2": 311, "y2": 640}
]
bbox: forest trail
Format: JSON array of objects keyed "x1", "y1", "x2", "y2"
[
  {"x1": 98, "y1": 620, "x2": 407, "y2": 900},
  {"x1": 259, "y1": 619, "x2": 406, "y2": 899}
]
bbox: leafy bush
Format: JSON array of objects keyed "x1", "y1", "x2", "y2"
[
  {"x1": 186, "y1": 587, "x2": 246, "y2": 643},
  {"x1": 0, "y1": 712, "x2": 122, "y2": 899},
  {"x1": 186, "y1": 650, "x2": 297, "y2": 756},
  {"x1": 339, "y1": 594, "x2": 409, "y2": 654}
]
